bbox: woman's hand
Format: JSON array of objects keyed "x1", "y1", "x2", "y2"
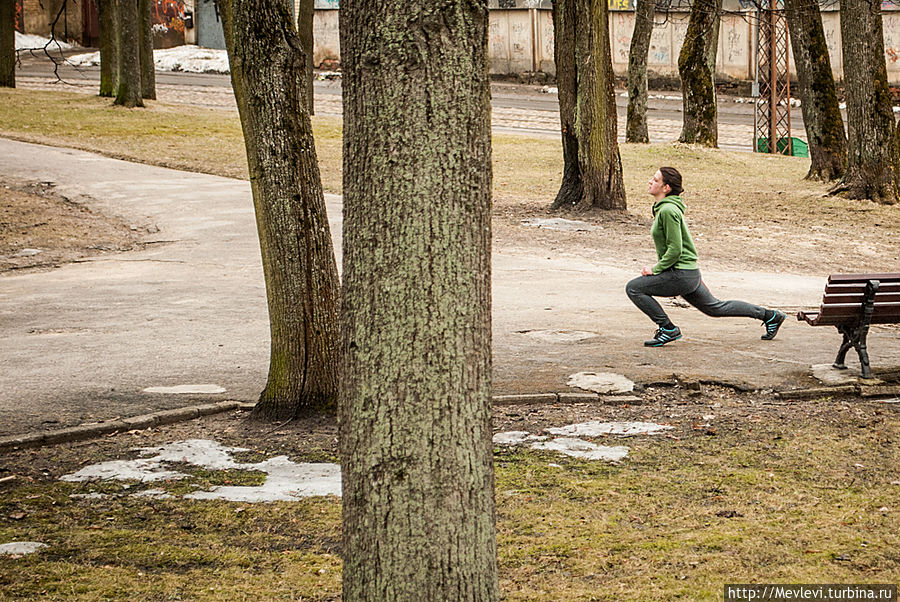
[{"x1": 641, "y1": 266, "x2": 654, "y2": 276}]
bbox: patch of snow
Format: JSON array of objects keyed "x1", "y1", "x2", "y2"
[
  {"x1": 541, "y1": 86, "x2": 558, "y2": 95},
  {"x1": 545, "y1": 420, "x2": 673, "y2": 437},
  {"x1": 15, "y1": 32, "x2": 72, "y2": 51},
  {"x1": 567, "y1": 372, "x2": 635, "y2": 394},
  {"x1": 60, "y1": 439, "x2": 341, "y2": 501},
  {"x1": 0, "y1": 542, "x2": 47, "y2": 556},
  {"x1": 521, "y1": 217, "x2": 597, "y2": 232},
  {"x1": 142, "y1": 384, "x2": 226, "y2": 394},
  {"x1": 68, "y1": 45, "x2": 230, "y2": 74},
  {"x1": 530, "y1": 438, "x2": 629, "y2": 461},
  {"x1": 493, "y1": 431, "x2": 548, "y2": 445},
  {"x1": 69, "y1": 492, "x2": 108, "y2": 499},
  {"x1": 15, "y1": 248, "x2": 42, "y2": 257},
  {"x1": 132, "y1": 489, "x2": 174, "y2": 500},
  {"x1": 518, "y1": 329, "x2": 600, "y2": 343}
]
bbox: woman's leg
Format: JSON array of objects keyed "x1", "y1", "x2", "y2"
[
  {"x1": 681, "y1": 279, "x2": 767, "y2": 319},
  {"x1": 626, "y1": 269, "x2": 701, "y2": 326}
]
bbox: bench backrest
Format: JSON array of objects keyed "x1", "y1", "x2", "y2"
[{"x1": 811, "y1": 274, "x2": 900, "y2": 326}]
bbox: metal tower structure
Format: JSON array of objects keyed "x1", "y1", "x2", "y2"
[{"x1": 754, "y1": 0, "x2": 792, "y2": 155}]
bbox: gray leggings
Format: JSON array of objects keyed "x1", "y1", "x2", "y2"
[{"x1": 625, "y1": 268, "x2": 766, "y2": 327}]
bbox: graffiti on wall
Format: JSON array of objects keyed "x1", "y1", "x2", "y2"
[
  {"x1": 15, "y1": 0, "x2": 23, "y2": 32},
  {"x1": 152, "y1": 0, "x2": 186, "y2": 48}
]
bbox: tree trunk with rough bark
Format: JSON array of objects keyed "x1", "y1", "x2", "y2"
[
  {"x1": 138, "y1": 0, "x2": 155, "y2": 99},
  {"x1": 678, "y1": 0, "x2": 721, "y2": 147},
  {"x1": 115, "y1": 0, "x2": 143, "y2": 107},
  {"x1": 339, "y1": 0, "x2": 499, "y2": 597},
  {"x1": 626, "y1": 0, "x2": 655, "y2": 143},
  {"x1": 834, "y1": 0, "x2": 897, "y2": 203},
  {"x1": 98, "y1": 0, "x2": 118, "y2": 97},
  {"x1": 1, "y1": 0, "x2": 15, "y2": 88},
  {"x1": 220, "y1": 0, "x2": 341, "y2": 420},
  {"x1": 297, "y1": 0, "x2": 314, "y2": 115},
  {"x1": 550, "y1": 0, "x2": 625, "y2": 210},
  {"x1": 785, "y1": 0, "x2": 845, "y2": 181}
]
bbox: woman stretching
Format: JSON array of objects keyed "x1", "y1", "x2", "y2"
[{"x1": 626, "y1": 167, "x2": 785, "y2": 347}]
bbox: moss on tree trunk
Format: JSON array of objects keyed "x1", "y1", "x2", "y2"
[
  {"x1": 785, "y1": 0, "x2": 845, "y2": 181},
  {"x1": 626, "y1": 0, "x2": 655, "y2": 143},
  {"x1": 678, "y1": 0, "x2": 721, "y2": 147},
  {"x1": 339, "y1": 0, "x2": 499, "y2": 597},
  {"x1": 220, "y1": 0, "x2": 341, "y2": 420},
  {"x1": 98, "y1": 0, "x2": 118, "y2": 97},
  {"x1": 138, "y1": 0, "x2": 156, "y2": 100},
  {"x1": 550, "y1": 0, "x2": 626, "y2": 211},
  {"x1": 835, "y1": 0, "x2": 897, "y2": 203},
  {"x1": 115, "y1": 0, "x2": 144, "y2": 108}
]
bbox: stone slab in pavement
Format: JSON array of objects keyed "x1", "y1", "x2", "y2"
[{"x1": 1, "y1": 138, "x2": 897, "y2": 438}]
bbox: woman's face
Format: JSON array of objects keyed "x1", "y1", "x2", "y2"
[{"x1": 648, "y1": 170, "x2": 669, "y2": 199}]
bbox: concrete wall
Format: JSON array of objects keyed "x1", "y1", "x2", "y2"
[{"x1": 312, "y1": 8, "x2": 900, "y2": 85}]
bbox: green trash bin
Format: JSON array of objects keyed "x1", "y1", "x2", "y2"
[{"x1": 756, "y1": 137, "x2": 809, "y2": 157}]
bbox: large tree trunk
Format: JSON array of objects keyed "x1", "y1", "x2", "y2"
[
  {"x1": 297, "y1": 0, "x2": 314, "y2": 115},
  {"x1": 0, "y1": 0, "x2": 14, "y2": 88},
  {"x1": 340, "y1": 0, "x2": 498, "y2": 597},
  {"x1": 678, "y1": 0, "x2": 721, "y2": 147},
  {"x1": 626, "y1": 0, "x2": 655, "y2": 143},
  {"x1": 138, "y1": 0, "x2": 156, "y2": 100},
  {"x1": 98, "y1": 0, "x2": 118, "y2": 97},
  {"x1": 115, "y1": 0, "x2": 143, "y2": 107},
  {"x1": 550, "y1": 0, "x2": 626, "y2": 211},
  {"x1": 220, "y1": 0, "x2": 341, "y2": 420},
  {"x1": 785, "y1": 0, "x2": 845, "y2": 181},
  {"x1": 834, "y1": 0, "x2": 897, "y2": 203}
]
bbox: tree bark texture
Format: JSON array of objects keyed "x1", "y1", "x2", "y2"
[
  {"x1": 98, "y1": 0, "x2": 118, "y2": 97},
  {"x1": 678, "y1": 0, "x2": 721, "y2": 147},
  {"x1": 115, "y1": 0, "x2": 143, "y2": 107},
  {"x1": 297, "y1": 0, "x2": 314, "y2": 115},
  {"x1": 785, "y1": 0, "x2": 845, "y2": 181},
  {"x1": 220, "y1": 0, "x2": 342, "y2": 420},
  {"x1": 836, "y1": 0, "x2": 898, "y2": 203},
  {"x1": 550, "y1": 0, "x2": 626, "y2": 210},
  {"x1": 339, "y1": 0, "x2": 499, "y2": 597},
  {"x1": 626, "y1": 0, "x2": 655, "y2": 143},
  {"x1": 0, "y1": 0, "x2": 14, "y2": 88},
  {"x1": 138, "y1": 0, "x2": 156, "y2": 99}
]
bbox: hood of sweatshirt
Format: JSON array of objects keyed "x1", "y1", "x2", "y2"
[{"x1": 651, "y1": 195, "x2": 685, "y2": 217}]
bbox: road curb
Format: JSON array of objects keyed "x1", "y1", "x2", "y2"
[{"x1": 0, "y1": 401, "x2": 255, "y2": 454}]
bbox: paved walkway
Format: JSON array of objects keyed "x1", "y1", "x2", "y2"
[{"x1": 1, "y1": 138, "x2": 894, "y2": 438}]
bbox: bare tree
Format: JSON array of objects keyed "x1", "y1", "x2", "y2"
[
  {"x1": 784, "y1": 0, "x2": 845, "y2": 180},
  {"x1": 626, "y1": 0, "x2": 656, "y2": 143},
  {"x1": 339, "y1": 0, "x2": 499, "y2": 597},
  {"x1": 0, "y1": 0, "x2": 14, "y2": 88},
  {"x1": 678, "y1": 0, "x2": 721, "y2": 147},
  {"x1": 220, "y1": 0, "x2": 341, "y2": 420},
  {"x1": 98, "y1": 0, "x2": 118, "y2": 97},
  {"x1": 138, "y1": 0, "x2": 156, "y2": 100},
  {"x1": 834, "y1": 0, "x2": 897, "y2": 203},
  {"x1": 550, "y1": 0, "x2": 626, "y2": 211},
  {"x1": 115, "y1": 0, "x2": 143, "y2": 107}
]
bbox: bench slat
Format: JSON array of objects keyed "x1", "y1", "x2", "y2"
[
  {"x1": 798, "y1": 302, "x2": 900, "y2": 326},
  {"x1": 823, "y1": 292, "x2": 900, "y2": 304},
  {"x1": 825, "y1": 282, "x2": 900, "y2": 294},
  {"x1": 827, "y1": 273, "x2": 900, "y2": 283}
]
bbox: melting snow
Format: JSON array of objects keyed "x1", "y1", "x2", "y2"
[
  {"x1": 521, "y1": 217, "x2": 597, "y2": 232},
  {"x1": 14, "y1": 32, "x2": 72, "y2": 51},
  {"x1": 142, "y1": 384, "x2": 226, "y2": 394},
  {"x1": 0, "y1": 542, "x2": 47, "y2": 556},
  {"x1": 68, "y1": 45, "x2": 230, "y2": 74},
  {"x1": 60, "y1": 439, "x2": 341, "y2": 501},
  {"x1": 530, "y1": 438, "x2": 629, "y2": 462},
  {"x1": 545, "y1": 421, "x2": 673, "y2": 437}
]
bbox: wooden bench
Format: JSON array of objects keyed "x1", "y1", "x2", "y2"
[{"x1": 797, "y1": 273, "x2": 900, "y2": 378}]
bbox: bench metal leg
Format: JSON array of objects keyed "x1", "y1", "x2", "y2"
[
  {"x1": 833, "y1": 329, "x2": 853, "y2": 370},
  {"x1": 832, "y1": 280, "x2": 878, "y2": 379}
]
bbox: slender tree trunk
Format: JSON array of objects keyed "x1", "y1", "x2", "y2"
[
  {"x1": 678, "y1": 0, "x2": 721, "y2": 147},
  {"x1": 115, "y1": 0, "x2": 144, "y2": 107},
  {"x1": 785, "y1": 0, "x2": 845, "y2": 181},
  {"x1": 0, "y1": 0, "x2": 14, "y2": 88},
  {"x1": 297, "y1": 0, "x2": 314, "y2": 115},
  {"x1": 550, "y1": 0, "x2": 626, "y2": 211},
  {"x1": 138, "y1": 0, "x2": 155, "y2": 99},
  {"x1": 220, "y1": 0, "x2": 341, "y2": 420},
  {"x1": 834, "y1": 0, "x2": 897, "y2": 203},
  {"x1": 626, "y1": 0, "x2": 655, "y2": 143},
  {"x1": 340, "y1": 0, "x2": 498, "y2": 597},
  {"x1": 98, "y1": 0, "x2": 118, "y2": 97}
]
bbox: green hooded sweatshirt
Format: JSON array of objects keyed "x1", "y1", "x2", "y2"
[{"x1": 650, "y1": 195, "x2": 699, "y2": 274}]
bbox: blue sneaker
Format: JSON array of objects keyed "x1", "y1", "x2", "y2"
[
  {"x1": 761, "y1": 310, "x2": 786, "y2": 340},
  {"x1": 644, "y1": 326, "x2": 682, "y2": 347}
]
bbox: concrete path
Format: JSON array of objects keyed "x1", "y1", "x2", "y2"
[{"x1": 2, "y1": 138, "x2": 896, "y2": 437}]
